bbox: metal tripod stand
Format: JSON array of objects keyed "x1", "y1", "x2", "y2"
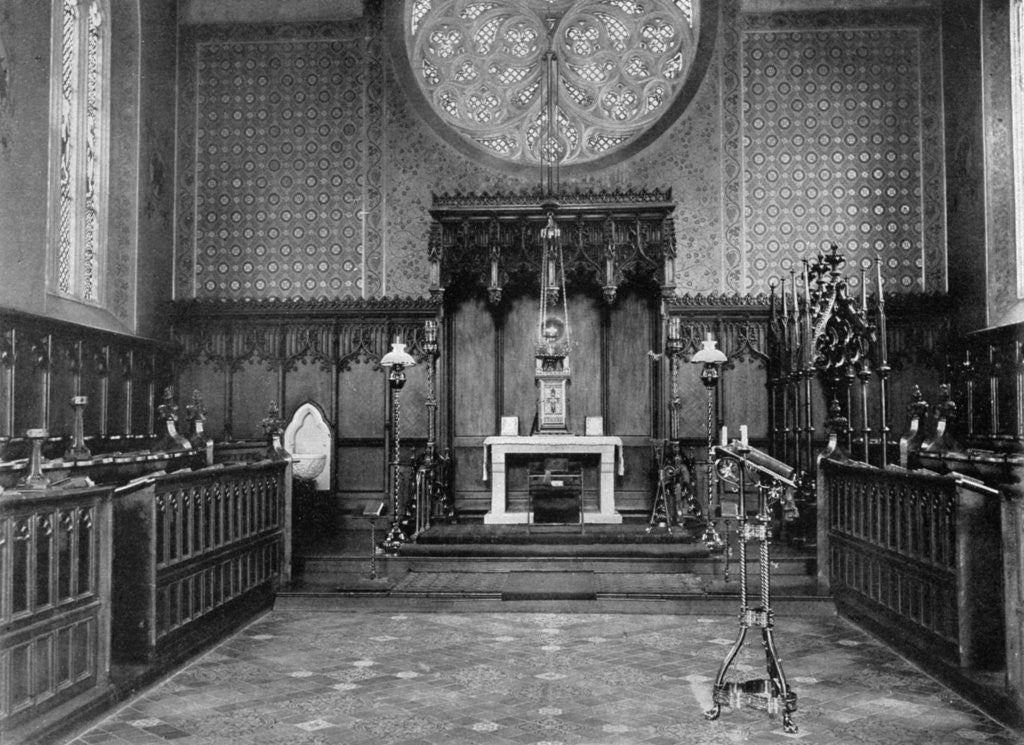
[{"x1": 704, "y1": 439, "x2": 799, "y2": 734}]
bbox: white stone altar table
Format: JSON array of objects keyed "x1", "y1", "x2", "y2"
[{"x1": 482, "y1": 435, "x2": 624, "y2": 524}]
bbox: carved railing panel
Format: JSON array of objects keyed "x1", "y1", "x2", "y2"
[
  {"x1": 1, "y1": 486, "x2": 113, "y2": 732},
  {"x1": 112, "y1": 460, "x2": 289, "y2": 662},
  {"x1": 822, "y1": 458, "x2": 1002, "y2": 670}
]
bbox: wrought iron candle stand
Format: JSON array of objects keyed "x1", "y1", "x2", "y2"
[{"x1": 704, "y1": 436, "x2": 799, "y2": 734}]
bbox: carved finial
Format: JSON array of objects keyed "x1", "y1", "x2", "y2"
[
  {"x1": 157, "y1": 387, "x2": 178, "y2": 423},
  {"x1": 936, "y1": 383, "x2": 957, "y2": 422},
  {"x1": 185, "y1": 389, "x2": 207, "y2": 424},
  {"x1": 907, "y1": 385, "x2": 928, "y2": 420},
  {"x1": 824, "y1": 398, "x2": 849, "y2": 435},
  {"x1": 824, "y1": 243, "x2": 845, "y2": 278},
  {"x1": 261, "y1": 401, "x2": 284, "y2": 436}
]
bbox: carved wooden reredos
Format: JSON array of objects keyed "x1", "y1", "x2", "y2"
[{"x1": 426, "y1": 189, "x2": 677, "y2": 305}]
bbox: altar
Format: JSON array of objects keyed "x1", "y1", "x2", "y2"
[{"x1": 482, "y1": 435, "x2": 624, "y2": 524}]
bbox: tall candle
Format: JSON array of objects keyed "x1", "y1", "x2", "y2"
[
  {"x1": 667, "y1": 316, "x2": 682, "y2": 344},
  {"x1": 739, "y1": 424, "x2": 749, "y2": 447},
  {"x1": 802, "y1": 260, "x2": 812, "y2": 364},
  {"x1": 876, "y1": 257, "x2": 884, "y2": 301},
  {"x1": 791, "y1": 268, "x2": 798, "y2": 314},
  {"x1": 781, "y1": 277, "x2": 788, "y2": 317},
  {"x1": 860, "y1": 265, "x2": 867, "y2": 313},
  {"x1": 720, "y1": 425, "x2": 728, "y2": 447},
  {"x1": 491, "y1": 258, "x2": 499, "y2": 287}
]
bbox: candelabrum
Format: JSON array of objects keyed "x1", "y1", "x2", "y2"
[{"x1": 381, "y1": 337, "x2": 417, "y2": 552}]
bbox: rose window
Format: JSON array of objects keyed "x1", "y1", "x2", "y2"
[{"x1": 401, "y1": 0, "x2": 708, "y2": 170}]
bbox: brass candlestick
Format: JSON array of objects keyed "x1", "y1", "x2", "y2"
[
  {"x1": 20, "y1": 428, "x2": 51, "y2": 490},
  {"x1": 65, "y1": 395, "x2": 91, "y2": 460}
]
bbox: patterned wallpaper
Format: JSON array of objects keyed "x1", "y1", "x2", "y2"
[
  {"x1": 175, "y1": 21, "x2": 384, "y2": 300},
  {"x1": 738, "y1": 11, "x2": 946, "y2": 295},
  {"x1": 174, "y1": 3, "x2": 948, "y2": 301}
]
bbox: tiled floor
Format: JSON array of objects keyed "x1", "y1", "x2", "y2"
[{"x1": 64, "y1": 610, "x2": 1021, "y2": 745}]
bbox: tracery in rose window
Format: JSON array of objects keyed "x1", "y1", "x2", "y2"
[{"x1": 405, "y1": 0, "x2": 701, "y2": 168}]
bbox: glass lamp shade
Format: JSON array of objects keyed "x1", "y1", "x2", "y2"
[
  {"x1": 382, "y1": 340, "x2": 416, "y2": 389},
  {"x1": 381, "y1": 341, "x2": 417, "y2": 369},
  {"x1": 691, "y1": 336, "x2": 727, "y2": 365},
  {"x1": 692, "y1": 335, "x2": 727, "y2": 388}
]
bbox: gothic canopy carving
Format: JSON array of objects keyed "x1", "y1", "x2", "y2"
[
  {"x1": 391, "y1": 0, "x2": 716, "y2": 174},
  {"x1": 426, "y1": 189, "x2": 677, "y2": 304}
]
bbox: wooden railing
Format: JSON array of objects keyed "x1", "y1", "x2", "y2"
[
  {"x1": 821, "y1": 457, "x2": 1002, "y2": 670},
  {"x1": 0, "y1": 484, "x2": 113, "y2": 734},
  {"x1": 111, "y1": 459, "x2": 290, "y2": 662}
]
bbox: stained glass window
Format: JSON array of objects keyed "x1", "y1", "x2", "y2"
[
  {"x1": 405, "y1": 0, "x2": 702, "y2": 167},
  {"x1": 51, "y1": 0, "x2": 108, "y2": 304}
]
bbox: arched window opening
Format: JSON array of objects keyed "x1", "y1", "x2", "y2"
[{"x1": 50, "y1": 0, "x2": 109, "y2": 305}]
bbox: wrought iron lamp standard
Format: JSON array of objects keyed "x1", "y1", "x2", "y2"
[
  {"x1": 412, "y1": 319, "x2": 451, "y2": 537},
  {"x1": 381, "y1": 338, "x2": 416, "y2": 552},
  {"x1": 692, "y1": 332, "x2": 727, "y2": 549},
  {"x1": 648, "y1": 317, "x2": 688, "y2": 532}
]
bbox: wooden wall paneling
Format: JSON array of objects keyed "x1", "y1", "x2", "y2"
[
  {"x1": 721, "y1": 359, "x2": 769, "y2": 441},
  {"x1": 452, "y1": 298, "x2": 496, "y2": 437},
  {"x1": 231, "y1": 359, "x2": 281, "y2": 440},
  {"x1": 887, "y1": 363, "x2": 942, "y2": 437},
  {"x1": 452, "y1": 445, "x2": 488, "y2": 514},
  {"x1": 80, "y1": 341, "x2": 107, "y2": 436},
  {"x1": 129, "y1": 350, "x2": 156, "y2": 435},
  {"x1": 501, "y1": 297, "x2": 539, "y2": 432},
  {"x1": 998, "y1": 341, "x2": 1023, "y2": 440},
  {"x1": 719, "y1": 315, "x2": 770, "y2": 440},
  {"x1": 0, "y1": 325, "x2": 13, "y2": 437},
  {"x1": 393, "y1": 364, "x2": 429, "y2": 441},
  {"x1": 674, "y1": 363, "x2": 709, "y2": 439},
  {"x1": 49, "y1": 337, "x2": 79, "y2": 438},
  {"x1": 567, "y1": 293, "x2": 603, "y2": 434},
  {"x1": 607, "y1": 293, "x2": 653, "y2": 437},
  {"x1": 13, "y1": 329, "x2": 47, "y2": 434},
  {"x1": 175, "y1": 360, "x2": 223, "y2": 439},
  {"x1": 336, "y1": 363, "x2": 384, "y2": 440},
  {"x1": 282, "y1": 322, "x2": 335, "y2": 436},
  {"x1": 335, "y1": 445, "x2": 385, "y2": 499},
  {"x1": 106, "y1": 350, "x2": 128, "y2": 435}
]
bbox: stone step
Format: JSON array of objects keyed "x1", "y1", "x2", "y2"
[{"x1": 294, "y1": 550, "x2": 816, "y2": 578}]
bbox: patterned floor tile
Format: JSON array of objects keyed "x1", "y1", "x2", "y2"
[{"x1": 59, "y1": 611, "x2": 1023, "y2": 745}]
